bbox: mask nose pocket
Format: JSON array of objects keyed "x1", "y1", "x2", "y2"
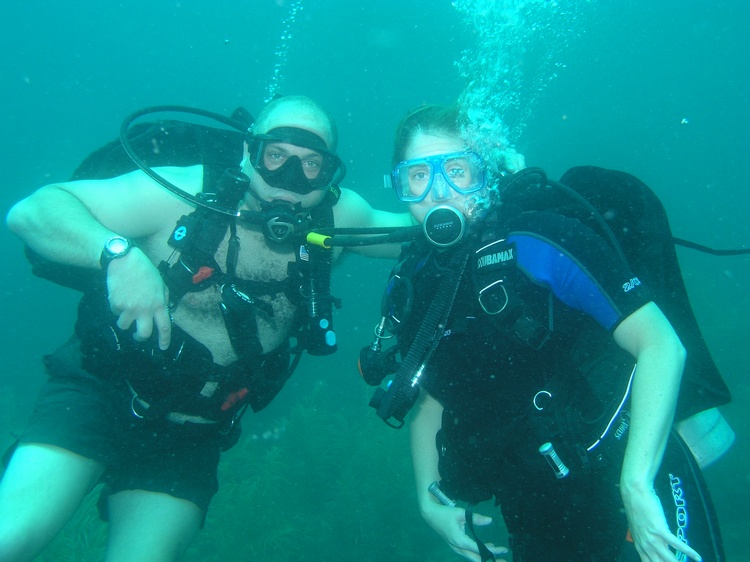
[{"x1": 431, "y1": 174, "x2": 452, "y2": 201}]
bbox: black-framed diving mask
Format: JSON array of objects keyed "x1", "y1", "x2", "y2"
[{"x1": 247, "y1": 126, "x2": 346, "y2": 195}]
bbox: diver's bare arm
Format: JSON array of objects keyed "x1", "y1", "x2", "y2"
[
  {"x1": 410, "y1": 390, "x2": 444, "y2": 514},
  {"x1": 7, "y1": 168, "x2": 192, "y2": 268},
  {"x1": 614, "y1": 302, "x2": 701, "y2": 561},
  {"x1": 7, "y1": 168, "x2": 196, "y2": 349},
  {"x1": 334, "y1": 188, "x2": 413, "y2": 259},
  {"x1": 614, "y1": 302, "x2": 684, "y2": 501},
  {"x1": 8, "y1": 184, "x2": 121, "y2": 268}
]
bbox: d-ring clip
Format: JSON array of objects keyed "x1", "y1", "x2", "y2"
[
  {"x1": 130, "y1": 394, "x2": 146, "y2": 419},
  {"x1": 533, "y1": 390, "x2": 552, "y2": 411}
]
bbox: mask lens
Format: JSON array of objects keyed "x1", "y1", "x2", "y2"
[
  {"x1": 301, "y1": 156, "x2": 323, "y2": 180},
  {"x1": 393, "y1": 152, "x2": 485, "y2": 202},
  {"x1": 394, "y1": 162, "x2": 432, "y2": 202},
  {"x1": 263, "y1": 144, "x2": 325, "y2": 181},
  {"x1": 442, "y1": 154, "x2": 483, "y2": 192}
]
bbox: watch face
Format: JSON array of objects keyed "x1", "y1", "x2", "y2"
[{"x1": 106, "y1": 236, "x2": 131, "y2": 256}]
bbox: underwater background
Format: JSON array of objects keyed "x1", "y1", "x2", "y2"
[{"x1": 0, "y1": 1, "x2": 747, "y2": 560}]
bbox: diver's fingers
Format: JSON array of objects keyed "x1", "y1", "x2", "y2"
[
  {"x1": 115, "y1": 309, "x2": 137, "y2": 332},
  {"x1": 153, "y1": 305, "x2": 173, "y2": 350},
  {"x1": 659, "y1": 529, "x2": 702, "y2": 562},
  {"x1": 470, "y1": 512, "x2": 493, "y2": 527},
  {"x1": 450, "y1": 542, "x2": 509, "y2": 562}
]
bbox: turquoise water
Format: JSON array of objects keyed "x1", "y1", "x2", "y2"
[{"x1": 0, "y1": 1, "x2": 747, "y2": 559}]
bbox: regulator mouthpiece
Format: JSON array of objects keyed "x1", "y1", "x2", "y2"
[{"x1": 423, "y1": 205, "x2": 466, "y2": 247}]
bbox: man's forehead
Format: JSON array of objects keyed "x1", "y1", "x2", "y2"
[{"x1": 261, "y1": 108, "x2": 331, "y2": 144}]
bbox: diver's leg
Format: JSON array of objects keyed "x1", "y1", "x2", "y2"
[
  {"x1": 0, "y1": 442, "x2": 104, "y2": 561},
  {"x1": 105, "y1": 489, "x2": 202, "y2": 562},
  {"x1": 102, "y1": 419, "x2": 220, "y2": 562}
]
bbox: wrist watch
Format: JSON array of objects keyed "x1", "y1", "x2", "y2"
[{"x1": 100, "y1": 235, "x2": 133, "y2": 270}]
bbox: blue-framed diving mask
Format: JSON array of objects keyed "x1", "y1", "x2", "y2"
[
  {"x1": 388, "y1": 151, "x2": 486, "y2": 203},
  {"x1": 247, "y1": 126, "x2": 346, "y2": 195}
]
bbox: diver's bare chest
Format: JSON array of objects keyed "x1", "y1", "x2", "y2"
[
  {"x1": 174, "y1": 228, "x2": 294, "y2": 313},
  {"x1": 149, "y1": 227, "x2": 299, "y2": 363}
]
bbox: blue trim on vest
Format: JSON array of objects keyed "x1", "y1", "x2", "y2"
[{"x1": 508, "y1": 231, "x2": 622, "y2": 330}]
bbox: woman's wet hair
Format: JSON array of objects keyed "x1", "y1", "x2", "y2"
[{"x1": 392, "y1": 104, "x2": 461, "y2": 167}]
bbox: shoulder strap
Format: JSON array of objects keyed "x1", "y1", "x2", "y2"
[
  {"x1": 473, "y1": 205, "x2": 553, "y2": 350},
  {"x1": 371, "y1": 249, "x2": 470, "y2": 428}
]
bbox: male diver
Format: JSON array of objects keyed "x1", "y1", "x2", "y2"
[{"x1": 0, "y1": 95, "x2": 411, "y2": 561}]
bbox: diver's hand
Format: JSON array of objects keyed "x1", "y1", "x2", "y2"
[
  {"x1": 500, "y1": 148, "x2": 526, "y2": 174},
  {"x1": 421, "y1": 502, "x2": 508, "y2": 562},
  {"x1": 621, "y1": 483, "x2": 702, "y2": 562},
  {"x1": 106, "y1": 247, "x2": 172, "y2": 350}
]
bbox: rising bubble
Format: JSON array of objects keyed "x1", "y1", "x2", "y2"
[
  {"x1": 265, "y1": 0, "x2": 304, "y2": 103},
  {"x1": 452, "y1": 0, "x2": 591, "y2": 180}
]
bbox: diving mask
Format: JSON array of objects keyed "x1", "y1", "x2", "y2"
[
  {"x1": 247, "y1": 126, "x2": 346, "y2": 195},
  {"x1": 389, "y1": 151, "x2": 486, "y2": 203}
]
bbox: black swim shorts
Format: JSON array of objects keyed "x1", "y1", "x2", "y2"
[{"x1": 10, "y1": 338, "x2": 223, "y2": 522}]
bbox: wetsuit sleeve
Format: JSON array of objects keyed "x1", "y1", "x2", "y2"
[{"x1": 507, "y1": 211, "x2": 653, "y2": 331}]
